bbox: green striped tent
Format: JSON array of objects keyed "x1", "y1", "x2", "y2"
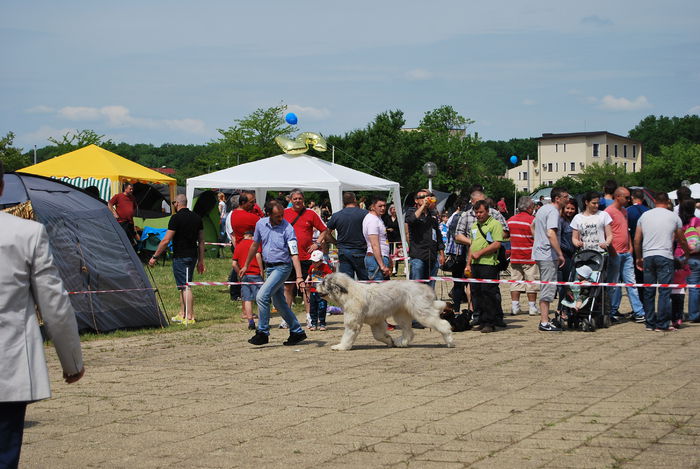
[{"x1": 57, "y1": 177, "x2": 112, "y2": 200}]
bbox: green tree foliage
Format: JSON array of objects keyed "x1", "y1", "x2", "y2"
[
  {"x1": 0, "y1": 132, "x2": 30, "y2": 171},
  {"x1": 629, "y1": 114, "x2": 700, "y2": 156},
  {"x1": 482, "y1": 137, "x2": 538, "y2": 176},
  {"x1": 46, "y1": 129, "x2": 112, "y2": 157},
  {"x1": 636, "y1": 142, "x2": 700, "y2": 191},
  {"x1": 215, "y1": 104, "x2": 296, "y2": 167},
  {"x1": 552, "y1": 162, "x2": 631, "y2": 196}
]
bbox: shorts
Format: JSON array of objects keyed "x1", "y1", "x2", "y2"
[
  {"x1": 241, "y1": 275, "x2": 262, "y2": 301},
  {"x1": 173, "y1": 257, "x2": 197, "y2": 290},
  {"x1": 536, "y1": 260, "x2": 558, "y2": 303},
  {"x1": 509, "y1": 263, "x2": 540, "y2": 293},
  {"x1": 288, "y1": 260, "x2": 312, "y2": 281}
]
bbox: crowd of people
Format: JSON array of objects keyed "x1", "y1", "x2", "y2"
[{"x1": 162, "y1": 181, "x2": 700, "y2": 343}]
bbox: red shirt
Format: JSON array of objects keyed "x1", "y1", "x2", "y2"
[
  {"x1": 109, "y1": 192, "x2": 136, "y2": 223},
  {"x1": 307, "y1": 261, "x2": 333, "y2": 292},
  {"x1": 284, "y1": 208, "x2": 327, "y2": 261},
  {"x1": 605, "y1": 205, "x2": 630, "y2": 254},
  {"x1": 232, "y1": 238, "x2": 261, "y2": 276},
  {"x1": 507, "y1": 211, "x2": 535, "y2": 264},
  {"x1": 230, "y1": 209, "x2": 261, "y2": 245}
]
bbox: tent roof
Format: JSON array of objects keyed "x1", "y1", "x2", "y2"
[
  {"x1": 187, "y1": 154, "x2": 397, "y2": 191},
  {"x1": 669, "y1": 183, "x2": 700, "y2": 200},
  {"x1": 19, "y1": 145, "x2": 176, "y2": 185}
]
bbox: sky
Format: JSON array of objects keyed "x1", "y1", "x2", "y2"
[{"x1": 2, "y1": 0, "x2": 699, "y2": 151}]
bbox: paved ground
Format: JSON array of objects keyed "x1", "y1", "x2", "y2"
[{"x1": 22, "y1": 286, "x2": 700, "y2": 469}]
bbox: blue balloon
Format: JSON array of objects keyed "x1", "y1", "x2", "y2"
[
  {"x1": 510, "y1": 155, "x2": 518, "y2": 165},
  {"x1": 285, "y1": 112, "x2": 298, "y2": 125}
]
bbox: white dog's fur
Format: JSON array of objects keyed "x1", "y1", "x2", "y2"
[{"x1": 316, "y1": 273, "x2": 455, "y2": 351}]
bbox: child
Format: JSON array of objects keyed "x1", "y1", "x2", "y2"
[
  {"x1": 671, "y1": 259, "x2": 689, "y2": 328},
  {"x1": 306, "y1": 250, "x2": 333, "y2": 331},
  {"x1": 232, "y1": 231, "x2": 263, "y2": 330},
  {"x1": 562, "y1": 265, "x2": 593, "y2": 311}
]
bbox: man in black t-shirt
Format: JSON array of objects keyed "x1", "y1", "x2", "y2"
[
  {"x1": 149, "y1": 194, "x2": 205, "y2": 323},
  {"x1": 325, "y1": 192, "x2": 368, "y2": 280}
]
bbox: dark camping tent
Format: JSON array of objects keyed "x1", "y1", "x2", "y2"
[{"x1": 1, "y1": 172, "x2": 166, "y2": 333}]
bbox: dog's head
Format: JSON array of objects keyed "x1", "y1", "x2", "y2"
[{"x1": 316, "y1": 273, "x2": 350, "y2": 302}]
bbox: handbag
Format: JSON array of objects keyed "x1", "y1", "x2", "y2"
[
  {"x1": 442, "y1": 254, "x2": 457, "y2": 271},
  {"x1": 476, "y1": 223, "x2": 509, "y2": 272}
]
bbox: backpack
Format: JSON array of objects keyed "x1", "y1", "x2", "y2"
[{"x1": 685, "y1": 225, "x2": 700, "y2": 252}]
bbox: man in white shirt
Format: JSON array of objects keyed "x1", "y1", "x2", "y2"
[{"x1": 362, "y1": 195, "x2": 392, "y2": 281}]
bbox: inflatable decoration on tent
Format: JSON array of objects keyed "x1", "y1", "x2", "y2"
[
  {"x1": 0, "y1": 172, "x2": 166, "y2": 333},
  {"x1": 275, "y1": 132, "x2": 327, "y2": 155}
]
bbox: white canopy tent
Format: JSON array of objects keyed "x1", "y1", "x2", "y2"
[
  {"x1": 668, "y1": 183, "x2": 700, "y2": 201},
  {"x1": 186, "y1": 153, "x2": 408, "y2": 265}
]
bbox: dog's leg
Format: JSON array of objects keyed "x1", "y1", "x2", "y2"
[
  {"x1": 331, "y1": 324, "x2": 362, "y2": 351},
  {"x1": 393, "y1": 312, "x2": 414, "y2": 347},
  {"x1": 421, "y1": 316, "x2": 456, "y2": 348},
  {"x1": 370, "y1": 323, "x2": 395, "y2": 348}
]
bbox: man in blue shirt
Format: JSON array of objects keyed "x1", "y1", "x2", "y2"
[
  {"x1": 325, "y1": 192, "x2": 368, "y2": 280},
  {"x1": 240, "y1": 201, "x2": 307, "y2": 346}
]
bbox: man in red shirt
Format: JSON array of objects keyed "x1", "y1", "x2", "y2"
[
  {"x1": 108, "y1": 182, "x2": 138, "y2": 247},
  {"x1": 283, "y1": 190, "x2": 328, "y2": 319},
  {"x1": 507, "y1": 196, "x2": 539, "y2": 316},
  {"x1": 227, "y1": 191, "x2": 262, "y2": 301}
]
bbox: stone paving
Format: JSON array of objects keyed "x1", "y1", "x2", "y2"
[{"x1": 21, "y1": 286, "x2": 700, "y2": 469}]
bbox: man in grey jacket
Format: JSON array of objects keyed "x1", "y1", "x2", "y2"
[{"x1": 0, "y1": 161, "x2": 85, "y2": 468}]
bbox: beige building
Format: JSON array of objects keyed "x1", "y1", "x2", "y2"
[{"x1": 506, "y1": 131, "x2": 643, "y2": 192}]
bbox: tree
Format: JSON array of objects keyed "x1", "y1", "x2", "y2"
[
  {"x1": 215, "y1": 104, "x2": 296, "y2": 167},
  {"x1": 47, "y1": 129, "x2": 112, "y2": 157},
  {"x1": 0, "y1": 132, "x2": 30, "y2": 171},
  {"x1": 628, "y1": 114, "x2": 700, "y2": 156},
  {"x1": 419, "y1": 105, "x2": 474, "y2": 134},
  {"x1": 635, "y1": 142, "x2": 700, "y2": 191}
]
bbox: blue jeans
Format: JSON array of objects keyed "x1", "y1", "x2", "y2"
[
  {"x1": 409, "y1": 256, "x2": 439, "y2": 289},
  {"x1": 256, "y1": 263, "x2": 303, "y2": 335},
  {"x1": 365, "y1": 255, "x2": 390, "y2": 281},
  {"x1": 610, "y1": 252, "x2": 645, "y2": 317},
  {"x1": 0, "y1": 401, "x2": 27, "y2": 469},
  {"x1": 642, "y1": 256, "x2": 674, "y2": 330},
  {"x1": 687, "y1": 257, "x2": 700, "y2": 321},
  {"x1": 309, "y1": 292, "x2": 327, "y2": 327},
  {"x1": 338, "y1": 248, "x2": 368, "y2": 280}
]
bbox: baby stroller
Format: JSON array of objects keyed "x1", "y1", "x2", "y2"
[{"x1": 555, "y1": 249, "x2": 609, "y2": 332}]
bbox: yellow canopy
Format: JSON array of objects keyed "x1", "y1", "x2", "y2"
[{"x1": 19, "y1": 145, "x2": 176, "y2": 202}]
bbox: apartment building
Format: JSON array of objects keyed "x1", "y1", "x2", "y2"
[{"x1": 507, "y1": 131, "x2": 642, "y2": 192}]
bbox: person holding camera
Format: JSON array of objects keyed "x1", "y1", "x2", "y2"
[{"x1": 405, "y1": 189, "x2": 444, "y2": 291}]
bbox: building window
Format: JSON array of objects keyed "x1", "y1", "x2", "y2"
[
  {"x1": 633, "y1": 162, "x2": 636, "y2": 172},
  {"x1": 593, "y1": 143, "x2": 600, "y2": 157},
  {"x1": 606, "y1": 144, "x2": 609, "y2": 157},
  {"x1": 548, "y1": 163, "x2": 553, "y2": 172},
  {"x1": 563, "y1": 143, "x2": 567, "y2": 152},
  {"x1": 548, "y1": 181, "x2": 554, "y2": 186},
  {"x1": 623, "y1": 144, "x2": 627, "y2": 158},
  {"x1": 614, "y1": 144, "x2": 618, "y2": 157},
  {"x1": 555, "y1": 162, "x2": 559, "y2": 172},
  {"x1": 555, "y1": 143, "x2": 558, "y2": 152},
  {"x1": 523, "y1": 171, "x2": 528, "y2": 180},
  {"x1": 624, "y1": 162, "x2": 628, "y2": 172},
  {"x1": 570, "y1": 162, "x2": 575, "y2": 171},
  {"x1": 633, "y1": 144, "x2": 637, "y2": 157}
]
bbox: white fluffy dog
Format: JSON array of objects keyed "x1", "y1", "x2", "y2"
[{"x1": 316, "y1": 273, "x2": 455, "y2": 351}]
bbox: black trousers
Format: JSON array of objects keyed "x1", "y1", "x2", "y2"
[
  {"x1": 450, "y1": 251, "x2": 467, "y2": 310},
  {"x1": 0, "y1": 401, "x2": 27, "y2": 469},
  {"x1": 471, "y1": 264, "x2": 502, "y2": 326}
]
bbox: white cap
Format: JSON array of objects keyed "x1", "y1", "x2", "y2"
[
  {"x1": 310, "y1": 250, "x2": 324, "y2": 262},
  {"x1": 576, "y1": 265, "x2": 593, "y2": 280}
]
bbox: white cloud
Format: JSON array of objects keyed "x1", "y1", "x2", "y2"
[
  {"x1": 522, "y1": 99, "x2": 536, "y2": 106},
  {"x1": 25, "y1": 105, "x2": 55, "y2": 114},
  {"x1": 17, "y1": 125, "x2": 74, "y2": 146},
  {"x1": 285, "y1": 104, "x2": 331, "y2": 120},
  {"x1": 689, "y1": 105, "x2": 700, "y2": 115},
  {"x1": 405, "y1": 68, "x2": 433, "y2": 81},
  {"x1": 594, "y1": 95, "x2": 652, "y2": 111},
  {"x1": 52, "y1": 105, "x2": 207, "y2": 134}
]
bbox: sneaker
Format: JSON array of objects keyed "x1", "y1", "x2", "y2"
[
  {"x1": 171, "y1": 315, "x2": 185, "y2": 323},
  {"x1": 646, "y1": 326, "x2": 654, "y2": 331},
  {"x1": 495, "y1": 319, "x2": 508, "y2": 328},
  {"x1": 279, "y1": 321, "x2": 289, "y2": 329},
  {"x1": 283, "y1": 331, "x2": 307, "y2": 346},
  {"x1": 480, "y1": 325, "x2": 494, "y2": 333},
  {"x1": 539, "y1": 322, "x2": 561, "y2": 332},
  {"x1": 510, "y1": 306, "x2": 520, "y2": 316},
  {"x1": 248, "y1": 332, "x2": 269, "y2": 345},
  {"x1": 634, "y1": 315, "x2": 646, "y2": 323},
  {"x1": 672, "y1": 320, "x2": 682, "y2": 328},
  {"x1": 529, "y1": 306, "x2": 539, "y2": 316},
  {"x1": 181, "y1": 317, "x2": 195, "y2": 324},
  {"x1": 248, "y1": 320, "x2": 256, "y2": 330}
]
